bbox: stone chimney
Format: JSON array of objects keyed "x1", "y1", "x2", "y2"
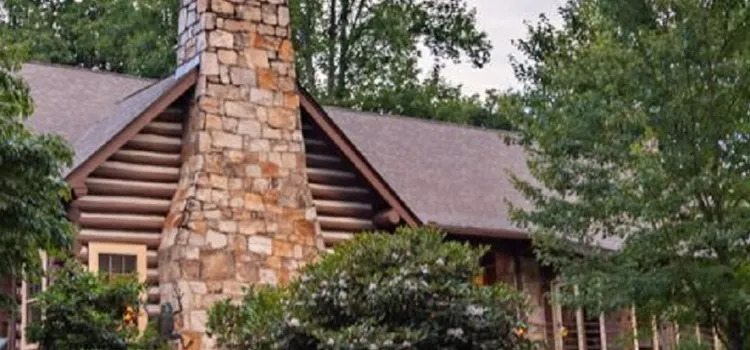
[{"x1": 162, "y1": 0, "x2": 320, "y2": 348}]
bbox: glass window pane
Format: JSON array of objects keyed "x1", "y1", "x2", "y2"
[
  {"x1": 26, "y1": 302, "x2": 41, "y2": 325},
  {"x1": 26, "y1": 282, "x2": 41, "y2": 299},
  {"x1": 99, "y1": 254, "x2": 137, "y2": 276}
]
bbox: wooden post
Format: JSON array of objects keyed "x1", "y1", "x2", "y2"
[
  {"x1": 695, "y1": 326, "x2": 701, "y2": 345},
  {"x1": 675, "y1": 323, "x2": 681, "y2": 347},
  {"x1": 652, "y1": 318, "x2": 660, "y2": 350},
  {"x1": 713, "y1": 328, "x2": 720, "y2": 350},
  {"x1": 631, "y1": 306, "x2": 639, "y2": 350},
  {"x1": 600, "y1": 313, "x2": 608, "y2": 350},
  {"x1": 552, "y1": 283, "x2": 564, "y2": 350},
  {"x1": 574, "y1": 286, "x2": 586, "y2": 350}
]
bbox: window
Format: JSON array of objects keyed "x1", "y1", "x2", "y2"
[
  {"x1": 88, "y1": 243, "x2": 148, "y2": 332},
  {"x1": 21, "y1": 253, "x2": 47, "y2": 350}
]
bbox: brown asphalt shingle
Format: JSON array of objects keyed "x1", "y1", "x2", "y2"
[
  {"x1": 22, "y1": 63, "x2": 154, "y2": 142},
  {"x1": 323, "y1": 106, "x2": 535, "y2": 234}
]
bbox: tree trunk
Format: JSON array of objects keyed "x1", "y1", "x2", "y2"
[
  {"x1": 296, "y1": 0, "x2": 317, "y2": 94},
  {"x1": 325, "y1": 0, "x2": 338, "y2": 97},
  {"x1": 7, "y1": 274, "x2": 17, "y2": 350},
  {"x1": 725, "y1": 313, "x2": 747, "y2": 350},
  {"x1": 335, "y1": 0, "x2": 350, "y2": 99}
]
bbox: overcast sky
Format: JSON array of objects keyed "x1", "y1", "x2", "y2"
[{"x1": 418, "y1": 0, "x2": 565, "y2": 94}]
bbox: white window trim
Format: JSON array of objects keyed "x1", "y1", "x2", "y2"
[
  {"x1": 20, "y1": 253, "x2": 47, "y2": 350},
  {"x1": 87, "y1": 242, "x2": 148, "y2": 332}
]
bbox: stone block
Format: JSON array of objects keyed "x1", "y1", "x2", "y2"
[
  {"x1": 250, "y1": 88, "x2": 273, "y2": 105},
  {"x1": 247, "y1": 235, "x2": 273, "y2": 255},
  {"x1": 225, "y1": 100, "x2": 254, "y2": 118},
  {"x1": 211, "y1": 131, "x2": 243, "y2": 149},
  {"x1": 200, "y1": 251, "x2": 234, "y2": 280},
  {"x1": 257, "y1": 68, "x2": 277, "y2": 89},
  {"x1": 209, "y1": 30, "x2": 234, "y2": 48},
  {"x1": 230, "y1": 67, "x2": 256, "y2": 85},
  {"x1": 268, "y1": 107, "x2": 296, "y2": 129},
  {"x1": 217, "y1": 49, "x2": 237, "y2": 64}
]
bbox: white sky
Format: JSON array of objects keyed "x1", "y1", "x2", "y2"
[{"x1": 419, "y1": 0, "x2": 565, "y2": 94}]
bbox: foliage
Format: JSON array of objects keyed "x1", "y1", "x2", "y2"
[
  {"x1": 509, "y1": 0, "x2": 750, "y2": 349},
  {"x1": 0, "y1": 43, "x2": 73, "y2": 309},
  {"x1": 0, "y1": 0, "x2": 178, "y2": 78},
  {"x1": 0, "y1": 0, "x2": 513, "y2": 129},
  {"x1": 208, "y1": 227, "x2": 533, "y2": 350},
  {"x1": 25, "y1": 260, "x2": 145, "y2": 350}
]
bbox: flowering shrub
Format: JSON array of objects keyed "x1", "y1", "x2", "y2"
[{"x1": 207, "y1": 227, "x2": 535, "y2": 350}]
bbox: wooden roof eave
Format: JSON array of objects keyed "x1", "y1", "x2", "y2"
[
  {"x1": 66, "y1": 69, "x2": 198, "y2": 189},
  {"x1": 298, "y1": 87, "x2": 421, "y2": 228}
]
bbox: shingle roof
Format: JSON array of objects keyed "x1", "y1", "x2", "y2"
[
  {"x1": 21, "y1": 62, "x2": 196, "y2": 175},
  {"x1": 323, "y1": 106, "x2": 534, "y2": 235},
  {"x1": 20, "y1": 62, "x2": 538, "y2": 237},
  {"x1": 22, "y1": 63, "x2": 154, "y2": 142}
]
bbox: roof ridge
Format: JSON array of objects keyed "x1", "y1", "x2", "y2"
[
  {"x1": 24, "y1": 61, "x2": 157, "y2": 83},
  {"x1": 322, "y1": 105, "x2": 520, "y2": 138}
]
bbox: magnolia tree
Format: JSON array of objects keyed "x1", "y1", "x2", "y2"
[
  {"x1": 208, "y1": 227, "x2": 534, "y2": 350},
  {"x1": 510, "y1": 0, "x2": 750, "y2": 349}
]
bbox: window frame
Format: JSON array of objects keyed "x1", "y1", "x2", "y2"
[
  {"x1": 87, "y1": 242, "x2": 148, "y2": 332},
  {"x1": 20, "y1": 252, "x2": 47, "y2": 350}
]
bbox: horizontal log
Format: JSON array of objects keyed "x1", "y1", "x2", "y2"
[
  {"x1": 147, "y1": 286, "x2": 160, "y2": 303},
  {"x1": 93, "y1": 161, "x2": 180, "y2": 182},
  {"x1": 86, "y1": 177, "x2": 177, "y2": 198},
  {"x1": 111, "y1": 149, "x2": 181, "y2": 167},
  {"x1": 74, "y1": 196, "x2": 171, "y2": 214},
  {"x1": 318, "y1": 216, "x2": 375, "y2": 232},
  {"x1": 374, "y1": 209, "x2": 400, "y2": 227},
  {"x1": 305, "y1": 153, "x2": 342, "y2": 167},
  {"x1": 307, "y1": 168, "x2": 357, "y2": 183},
  {"x1": 155, "y1": 108, "x2": 185, "y2": 122},
  {"x1": 147, "y1": 268, "x2": 158, "y2": 283},
  {"x1": 126, "y1": 134, "x2": 182, "y2": 153},
  {"x1": 320, "y1": 231, "x2": 354, "y2": 245},
  {"x1": 77, "y1": 229, "x2": 161, "y2": 247},
  {"x1": 313, "y1": 199, "x2": 372, "y2": 216},
  {"x1": 309, "y1": 183, "x2": 370, "y2": 200},
  {"x1": 145, "y1": 304, "x2": 161, "y2": 317},
  {"x1": 79, "y1": 212, "x2": 165, "y2": 231},
  {"x1": 142, "y1": 121, "x2": 183, "y2": 136}
]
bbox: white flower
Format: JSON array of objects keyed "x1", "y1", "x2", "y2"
[
  {"x1": 369, "y1": 344, "x2": 378, "y2": 350},
  {"x1": 401, "y1": 341, "x2": 412, "y2": 348},
  {"x1": 368, "y1": 283, "x2": 377, "y2": 291},
  {"x1": 447, "y1": 328, "x2": 464, "y2": 337},
  {"x1": 338, "y1": 291, "x2": 348, "y2": 299},
  {"x1": 288, "y1": 318, "x2": 300, "y2": 327},
  {"x1": 420, "y1": 264, "x2": 429, "y2": 274},
  {"x1": 466, "y1": 304, "x2": 486, "y2": 317},
  {"x1": 436, "y1": 257, "x2": 445, "y2": 266},
  {"x1": 327, "y1": 338, "x2": 335, "y2": 345}
]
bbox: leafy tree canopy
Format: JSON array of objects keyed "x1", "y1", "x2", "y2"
[
  {"x1": 510, "y1": 0, "x2": 750, "y2": 349},
  {"x1": 0, "y1": 0, "x2": 178, "y2": 78},
  {"x1": 0, "y1": 0, "x2": 514, "y2": 129},
  {"x1": 208, "y1": 227, "x2": 533, "y2": 350},
  {"x1": 0, "y1": 44, "x2": 73, "y2": 307}
]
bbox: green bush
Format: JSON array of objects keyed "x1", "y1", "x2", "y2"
[
  {"x1": 208, "y1": 227, "x2": 535, "y2": 350},
  {"x1": 26, "y1": 260, "x2": 148, "y2": 350}
]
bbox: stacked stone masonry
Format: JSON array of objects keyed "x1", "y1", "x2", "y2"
[{"x1": 163, "y1": 0, "x2": 321, "y2": 349}]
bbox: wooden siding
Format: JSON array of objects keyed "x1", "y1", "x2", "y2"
[
  {"x1": 301, "y1": 111, "x2": 395, "y2": 248},
  {"x1": 71, "y1": 106, "x2": 185, "y2": 320}
]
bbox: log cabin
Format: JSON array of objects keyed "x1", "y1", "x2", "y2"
[{"x1": 0, "y1": 0, "x2": 721, "y2": 349}]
